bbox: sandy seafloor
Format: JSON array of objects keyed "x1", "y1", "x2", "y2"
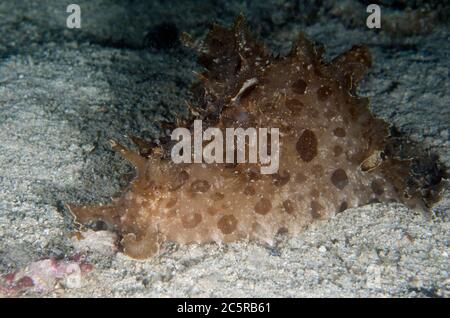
[{"x1": 0, "y1": 0, "x2": 448, "y2": 297}]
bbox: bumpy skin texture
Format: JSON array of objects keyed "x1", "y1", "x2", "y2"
[{"x1": 68, "y1": 16, "x2": 440, "y2": 259}]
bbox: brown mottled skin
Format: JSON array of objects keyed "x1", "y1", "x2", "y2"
[{"x1": 68, "y1": 16, "x2": 442, "y2": 259}]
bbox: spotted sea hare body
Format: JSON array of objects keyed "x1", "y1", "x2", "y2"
[{"x1": 69, "y1": 16, "x2": 443, "y2": 259}]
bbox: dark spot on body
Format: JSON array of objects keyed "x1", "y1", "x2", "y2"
[
  {"x1": 296, "y1": 129, "x2": 318, "y2": 162},
  {"x1": 371, "y1": 180, "x2": 384, "y2": 196},
  {"x1": 291, "y1": 79, "x2": 307, "y2": 95},
  {"x1": 331, "y1": 169, "x2": 349, "y2": 190},
  {"x1": 272, "y1": 170, "x2": 290, "y2": 186},
  {"x1": 217, "y1": 215, "x2": 238, "y2": 234},
  {"x1": 333, "y1": 127, "x2": 346, "y2": 137},
  {"x1": 285, "y1": 98, "x2": 304, "y2": 114},
  {"x1": 254, "y1": 198, "x2": 272, "y2": 215},
  {"x1": 181, "y1": 213, "x2": 202, "y2": 228},
  {"x1": 165, "y1": 198, "x2": 177, "y2": 209},
  {"x1": 207, "y1": 207, "x2": 218, "y2": 215},
  {"x1": 282, "y1": 200, "x2": 294, "y2": 214}
]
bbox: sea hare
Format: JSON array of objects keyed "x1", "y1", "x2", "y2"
[{"x1": 68, "y1": 16, "x2": 444, "y2": 259}]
